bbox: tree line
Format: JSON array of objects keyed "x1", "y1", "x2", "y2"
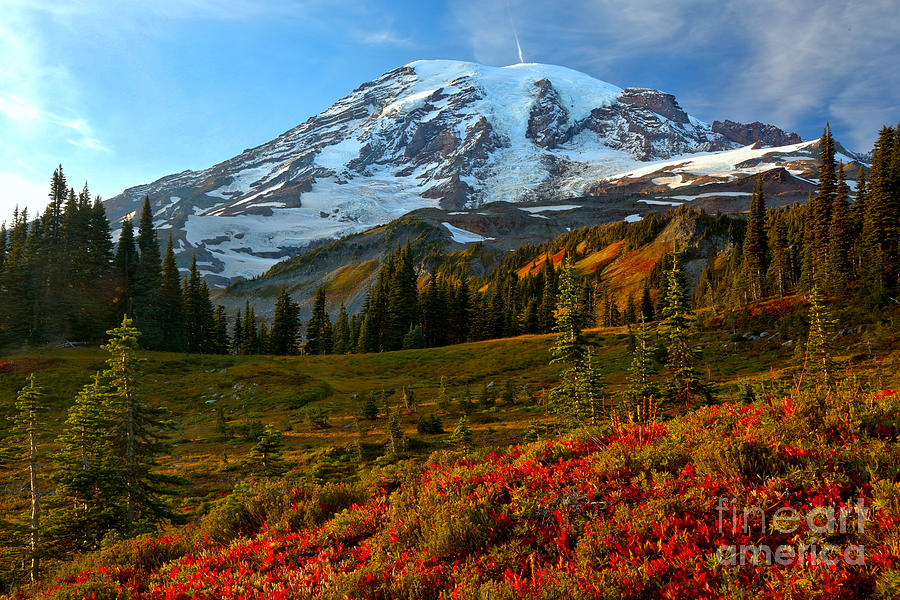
[{"x1": 696, "y1": 124, "x2": 900, "y2": 309}]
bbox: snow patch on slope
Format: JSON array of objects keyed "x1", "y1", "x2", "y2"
[{"x1": 442, "y1": 222, "x2": 494, "y2": 244}]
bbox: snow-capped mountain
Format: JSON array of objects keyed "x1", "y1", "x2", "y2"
[{"x1": 103, "y1": 59, "x2": 812, "y2": 284}]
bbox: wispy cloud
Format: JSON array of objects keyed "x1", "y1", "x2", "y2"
[
  {"x1": 358, "y1": 30, "x2": 416, "y2": 48},
  {"x1": 0, "y1": 93, "x2": 109, "y2": 152},
  {"x1": 450, "y1": 0, "x2": 900, "y2": 150}
]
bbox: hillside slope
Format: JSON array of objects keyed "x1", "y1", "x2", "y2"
[{"x1": 32, "y1": 387, "x2": 900, "y2": 599}]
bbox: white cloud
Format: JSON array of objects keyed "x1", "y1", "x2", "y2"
[
  {"x1": 450, "y1": 0, "x2": 900, "y2": 151},
  {"x1": 0, "y1": 93, "x2": 109, "y2": 151},
  {"x1": 358, "y1": 30, "x2": 416, "y2": 48}
]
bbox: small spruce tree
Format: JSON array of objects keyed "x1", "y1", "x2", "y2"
[{"x1": 246, "y1": 425, "x2": 285, "y2": 476}]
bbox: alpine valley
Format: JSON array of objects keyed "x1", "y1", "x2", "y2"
[{"x1": 103, "y1": 59, "x2": 867, "y2": 304}]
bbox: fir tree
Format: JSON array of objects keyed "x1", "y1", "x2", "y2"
[
  {"x1": 100, "y1": 317, "x2": 183, "y2": 529},
  {"x1": 548, "y1": 258, "x2": 590, "y2": 420},
  {"x1": 0, "y1": 221, "x2": 7, "y2": 272},
  {"x1": 213, "y1": 306, "x2": 230, "y2": 354},
  {"x1": 576, "y1": 347, "x2": 605, "y2": 424},
  {"x1": 862, "y1": 126, "x2": 897, "y2": 292},
  {"x1": 183, "y1": 258, "x2": 215, "y2": 353},
  {"x1": 269, "y1": 286, "x2": 300, "y2": 355},
  {"x1": 361, "y1": 393, "x2": 379, "y2": 420},
  {"x1": 332, "y1": 303, "x2": 350, "y2": 354},
  {"x1": 384, "y1": 242, "x2": 418, "y2": 351},
  {"x1": 810, "y1": 124, "x2": 837, "y2": 280},
  {"x1": 7, "y1": 375, "x2": 45, "y2": 581},
  {"x1": 246, "y1": 425, "x2": 285, "y2": 476},
  {"x1": 388, "y1": 409, "x2": 404, "y2": 455},
  {"x1": 624, "y1": 292, "x2": 637, "y2": 324},
  {"x1": 827, "y1": 163, "x2": 852, "y2": 293},
  {"x1": 159, "y1": 235, "x2": 185, "y2": 352},
  {"x1": 49, "y1": 374, "x2": 119, "y2": 553},
  {"x1": 241, "y1": 301, "x2": 257, "y2": 354},
  {"x1": 742, "y1": 174, "x2": 768, "y2": 300},
  {"x1": 450, "y1": 276, "x2": 471, "y2": 344},
  {"x1": 660, "y1": 254, "x2": 710, "y2": 410},
  {"x1": 448, "y1": 415, "x2": 473, "y2": 449},
  {"x1": 305, "y1": 286, "x2": 332, "y2": 355},
  {"x1": 114, "y1": 218, "x2": 138, "y2": 317},
  {"x1": 402, "y1": 324, "x2": 426, "y2": 349},
  {"x1": 626, "y1": 314, "x2": 658, "y2": 406},
  {"x1": 133, "y1": 197, "x2": 163, "y2": 348},
  {"x1": 767, "y1": 210, "x2": 792, "y2": 296},
  {"x1": 806, "y1": 286, "x2": 837, "y2": 389},
  {"x1": 640, "y1": 281, "x2": 655, "y2": 321},
  {"x1": 232, "y1": 310, "x2": 244, "y2": 354}
]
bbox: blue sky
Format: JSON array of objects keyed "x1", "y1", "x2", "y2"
[{"x1": 1, "y1": 0, "x2": 898, "y2": 217}]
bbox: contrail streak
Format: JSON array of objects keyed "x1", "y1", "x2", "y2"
[{"x1": 505, "y1": 0, "x2": 525, "y2": 63}]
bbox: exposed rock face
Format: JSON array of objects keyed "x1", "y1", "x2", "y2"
[
  {"x1": 712, "y1": 120, "x2": 802, "y2": 147},
  {"x1": 619, "y1": 88, "x2": 690, "y2": 124},
  {"x1": 101, "y1": 59, "x2": 816, "y2": 284},
  {"x1": 526, "y1": 79, "x2": 571, "y2": 148}
]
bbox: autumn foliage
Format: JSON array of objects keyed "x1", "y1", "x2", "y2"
[{"x1": 34, "y1": 388, "x2": 900, "y2": 599}]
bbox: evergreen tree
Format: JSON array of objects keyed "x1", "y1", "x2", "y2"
[
  {"x1": 101, "y1": 317, "x2": 183, "y2": 529},
  {"x1": 640, "y1": 281, "x2": 655, "y2": 321},
  {"x1": 50, "y1": 374, "x2": 119, "y2": 553},
  {"x1": 742, "y1": 174, "x2": 768, "y2": 300},
  {"x1": 402, "y1": 324, "x2": 426, "y2": 349},
  {"x1": 624, "y1": 292, "x2": 637, "y2": 324},
  {"x1": 449, "y1": 276, "x2": 471, "y2": 344},
  {"x1": 361, "y1": 393, "x2": 379, "y2": 420},
  {"x1": 332, "y1": 303, "x2": 350, "y2": 354},
  {"x1": 537, "y1": 259, "x2": 557, "y2": 333},
  {"x1": 0, "y1": 221, "x2": 6, "y2": 272},
  {"x1": 183, "y1": 258, "x2": 215, "y2": 353},
  {"x1": 257, "y1": 320, "x2": 270, "y2": 354},
  {"x1": 269, "y1": 286, "x2": 300, "y2": 355},
  {"x1": 1, "y1": 210, "x2": 35, "y2": 343},
  {"x1": 213, "y1": 306, "x2": 230, "y2": 354},
  {"x1": 305, "y1": 286, "x2": 331, "y2": 355},
  {"x1": 827, "y1": 163, "x2": 852, "y2": 293},
  {"x1": 384, "y1": 242, "x2": 418, "y2": 351},
  {"x1": 114, "y1": 218, "x2": 138, "y2": 317},
  {"x1": 862, "y1": 126, "x2": 897, "y2": 292},
  {"x1": 132, "y1": 197, "x2": 164, "y2": 348},
  {"x1": 448, "y1": 415, "x2": 473, "y2": 449},
  {"x1": 246, "y1": 425, "x2": 285, "y2": 476},
  {"x1": 232, "y1": 310, "x2": 244, "y2": 354},
  {"x1": 159, "y1": 235, "x2": 185, "y2": 352},
  {"x1": 388, "y1": 408, "x2": 404, "y2": 455},
  {"x1": 767, "y1": 210, "x2": 792, "y2": 296},
  {"x1": 851, "y1": 168, "x2": 868, "y2": 244},
  {"x1": 660, "y1": 254, "x2": 710, "y2": 410},
  {"x1": 241, "y1": 301, "x2": 257, "y2": 354},
  {"x1": 548, "y1": 258, "x2": 591, "y2": 420},
  {"x1": 806, "y1": 286, "x2": 837, "y2": 389},
  {"x1": 576, "y1": 347, "x2": 605, "y2": 424},
  {"x1": 88, "y1": 198, "x2": 114, "y2": 276},
  {"x1": 626, "y1": 315, "x2": 658, "y2": 406},
  {"x1": 810, "y1": 124, "x2": 837, "y2": 281},
  {"x1": 7, "y1": 375, "x2": 45, "y2": 581}
]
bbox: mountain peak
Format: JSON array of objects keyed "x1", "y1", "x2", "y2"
[{"x1": 103, "y1": 59, "x2": 805, "y2": 284}]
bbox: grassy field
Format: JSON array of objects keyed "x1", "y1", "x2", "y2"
[{"x1": 0, "y1": 319, "x2": 897, "y2": 514}]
